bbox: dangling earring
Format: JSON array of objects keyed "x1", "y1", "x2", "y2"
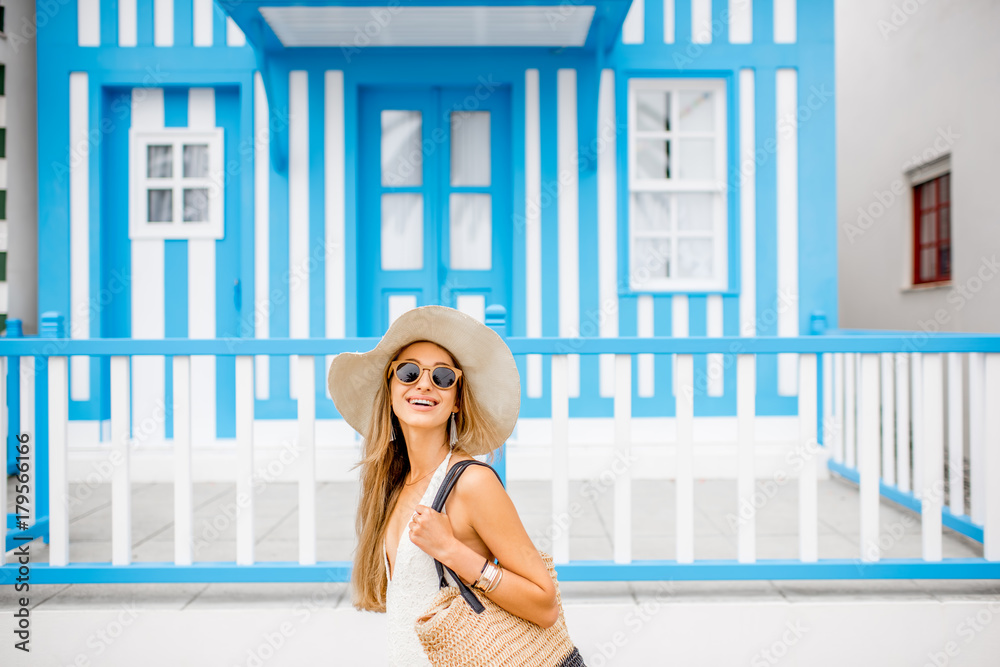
[{"x1": 449, "y1": 413, "x2": 458, "y2": 448}]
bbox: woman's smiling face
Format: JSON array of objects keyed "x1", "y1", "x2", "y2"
[{"x1": 389, "y1": 341, "x2": 459, "y2": 436}]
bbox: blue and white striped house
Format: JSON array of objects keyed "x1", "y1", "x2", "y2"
[{"x1": 35, "y1": 0, "x2": 840, "y2": 483}]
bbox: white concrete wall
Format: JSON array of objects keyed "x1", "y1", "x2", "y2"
[
  {"x1": 0, "y1": 0, "x2": 39, "y2": 334},
  {"x1": 836, "y1": 0, "x2": 1000, "y2": 333}
]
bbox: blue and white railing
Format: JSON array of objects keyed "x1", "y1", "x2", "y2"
[{"x1": 2, "y1": 310, "x2": 999, "y2": 584}]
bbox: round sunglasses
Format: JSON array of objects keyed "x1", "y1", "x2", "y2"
[{"x1": 388, "y1": 360, "x2": 463, "y2": 390}]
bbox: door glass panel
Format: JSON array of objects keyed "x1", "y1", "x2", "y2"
[
  {"x1": 381, "y1": 110, "x2": 423, "y2": 186},
  {"x1": 632, "y1": 192, "x2": 670, "y2": 233},
  {"x1": 677, "y1": 193, "x2": 714, "y2": 231},
  {"x1": 455, "y1": 294, "x2": 486, "y2": 323},
  {"x1": 182, "y1": 188, "x2": 210, "y2": 222},
  {"x1": 632, "y1": 238, "x2": 671, "y2": 284},
  {"x1": 675, "y1": 138, "x2": 714, "y2": 180},
  {"x1": 635, "y1": 140, "x2": 670, "y2": 179},
  {"x1": 389, "y1": 295, "x2": 418, "y2": 325},
  {"x1": 636, "y1": 91, "x2": 670, "y2": 132},
  {"x1": 451, "y1": 111, "x2": 491, "y2": 186},
  {"x1": 677, "y1": 238, "x2": 714, "y2": 278},
  {"x1": 678, "y1": 91, "x2": 714, "y2": 132},
  {"x1": 183, "y1": 144, "x2": 209, "y2": 178},
  {"x1": 449, "y1": 193, "x2": 492, "y2": 270},
  {"x1": 147, "y1": 145, "x2": 172, "y2": 178},
  {"x1": 381, "y1": 193, "x2": 423, "y2": 270},
  {"x1": 147, "y1": 189, "x2": 173, "y2": 222}
]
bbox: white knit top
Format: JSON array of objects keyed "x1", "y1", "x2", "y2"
[{"x1": 383, "y1": 451, "x2": 457, "y2": 666}]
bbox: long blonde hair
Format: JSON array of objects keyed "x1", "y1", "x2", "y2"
[{"x1": 351, "y1": 341, "x2": 502, "y2": 612}]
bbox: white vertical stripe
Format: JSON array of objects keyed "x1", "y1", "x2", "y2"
[
  {"x1": 78, "y1": 0, "x2": 100, "y2": 46},
  {"x1": 895, "y1": 353, "x2": 911, "y2": 492},
  {"x1": 388, "y1": 295, "x2": 417, "y2": 324},
  {"x1": 773, "y1": 0, "x2": 797, "y2": 43},
  {"x1": 663, "y1": 0, "x2": 675, "y2": 43},
  {"x1": 131, "y1": 87, "x2": 166, "y2": 447},
  {"x1": 254, "y1": 74, "x2": 271, "y2": 400},
  {"x1": 776, "y1": 69, "x2": 799, "y2": 395},
  {"x1": 111, "y1": 356, "x2": 132, "y2": 565},
  {"x1": 525, "y1": 69, "x2": 543, "y2": 398},
  {"x1": 456, "y1": 295, "x2": 486, "y2": 323},
  {"x1": 289, "y1": 71, "x2": 310, "y2": 401},
  {"x1": 622, "y1": 0, "x2": 644, "y2": 44},
  {"x1": 298, "y1": 355, "x2": 317, "y2": 565},
  {"x1": 706, "y1": 294, "x2": 724, "y2": 397},
  {"x1": 738, "y1": 70, "x2": 756, "y2": 338},
  {"x1": 551, "y1": 355, "x2": 570, "y2": 563},
  {"x1": 154, "y1": 0, "x2": 174, "y2": 46},
  {"x1": 69, "y1": 73, "x2": 91, "y2": 401},
  {"x1": 692, "y1": 0, "x2": 712, "y2": 43},
  {"x1": 736, "y1": 354, "x2": 755, "y2": 563},
  {"x1": 921, "y1": 354, "x2": 944, "y2": 562},
  {"x1": 798, "y1": 354, "x2": 818, "y2": 562},
  {"x1": 325, "y1": 71, "x2": 346, "y2": 399},
  {"x1": 597, "y1": 69, "x2": 618, "y2": 398},
  {"x1": 881, "y1": 353, "x2": 896, "y2": 486},
  {"x1": 675, "y1": 354, "x2": 695, "y2": 563},
  {"x1": 729, "y1": 0, "x2": 752, "y2": 43},
  {"x1": 859, "y1": 354, "x2": 880, "y2": 562},
  {"x1": 637, "y1": 295, "x2": 654, "y2": 397},
  {"x1": 227, "y1": 18, "x2": 247, "y2": 46},
  {"x1": 984, "y1": 354, "x2": 1000, "y2": 561},
  {"x1": 911, "y1": 352, "x2": 924, "y2": 496},
  {"x1": 119, "y1": 0, "x2": 138, "y2": 47},
  {"x1": 173, "y1": 356, "x2": 193, "y2": 565},
  {"x1": 189, "y1": 88, "x2": 218, "y2": 445},
  {"x1": 236, "y1": 356, "x2": 255, "y2": 565},
  {"x1": 969, "y1": 352, "x2": 985, "y2": 524},
  {"x1": 844, "y1": 353, "x2": 856, "y2": 468},
  {"x1": 193, "y1": 0, "x2": 213, "y2": 47},
  {"x1": 557, "y1": 69, "x2": 580, "y2": 398},
  {"x1": 613, "y1": 355, "x2": 632, "y2": 564},
  {"x1": 832, "y1": 353, "x2": 845, "y2": 464},
  {"x1": 671, "y1": 294, "x2": 689, "y2": 396},
  {"x1": 947, "y1": 353, "x2": 964, "y2": 516},
  {"x1": 822, "y1": 352, "x2": 832, "y2": 455},
  {"x1": 48, "y1": 357, "x2": 70, "y2": 566}
]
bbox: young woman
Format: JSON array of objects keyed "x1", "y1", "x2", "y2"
[{"x1": 327, "y1": 306, "x2": 559, "y2": 665}]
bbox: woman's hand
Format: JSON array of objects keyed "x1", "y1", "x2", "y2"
[{"x1": 408, "y1": 504, "x2": 459, "y2": 562}]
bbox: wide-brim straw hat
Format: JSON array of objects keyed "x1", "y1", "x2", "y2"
[{"x1": 327, "y1": 305, "x2": 520, "y2": 456}]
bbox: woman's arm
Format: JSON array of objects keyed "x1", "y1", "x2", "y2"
[{"x1": 409, "y1": 465, "x2": 560, "y2": 628}]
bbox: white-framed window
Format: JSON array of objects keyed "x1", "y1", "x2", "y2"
[
  {"x1": 627, "y1": 78, "x2": 727, "y2": 291},
  {"x1": 129, "y1": 128, "x2": 224, "y2": 240}
]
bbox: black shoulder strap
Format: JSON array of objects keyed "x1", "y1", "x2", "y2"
[{"x1": 428, "y1": 459, "x2": 504, "y2": 614}]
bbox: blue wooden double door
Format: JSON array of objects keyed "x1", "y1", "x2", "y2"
[{"x1": 358, "y1": 86, "x2": 512, "y2": 336}]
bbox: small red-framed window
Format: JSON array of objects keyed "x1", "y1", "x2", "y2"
[{"x1": 912, "y1": 173, "x2": 951, "y2": 285}]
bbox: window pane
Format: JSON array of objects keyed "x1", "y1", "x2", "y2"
[
  {"x1": 635, "y1": 140, "x2": 670, "y2": 179},
  {"x1": 921, "y1": 213, "x2": 935, "y2": 243},
  {"x1": 147, "y1": 145, "x2": 172, "y2": 178},
  {"x1": 677, "y1": 238, "x2": 714, "y2": 278},
  {"x1": 183, "y1": 188, "x2": 210, "y2": 222},
  {"x1": 675, "y1": 138, "x2": 714, "y2": 180},
  {"x1": 183, "y1": 144, "x2": 210, "y2": 178},
  {"x1": 381, "y1": 193, "x2": 423, "y2": 270},
  {"x1": 677, "y1": 193, "x2": 714, "y2": 231},
  {"x1": 632, "y1": 192, "x2": 670, "y2": 233},
  {"x1": 939, "y1": 243, "x2": 951, "y2": 277},
  {"x1": 147, "y1": 189, "x2": 173, "y2": 222},
  {"x1": 940, "y1": 206, "x2": 950, "y2": 240},
  {"x1": 632, "y1": 238, "x2": 671, "y2": 284},
  {"x1": 920, "y1": 247, "x2": 936, "y2": 281},
  {"x1": 381, "y1": 110, "x2": 422, "y2": 186},
  {"x1": 449, "y1": 194, "x2": 492, "y2": 270},
  {"x1": 636, "y1": 91, "x2": 670, "y2": 132},
  {"x1": 920, "y1": 181, "x2": 936, "y2": 208},
  {"x1": 939, "y1": 174, "x2": 949, "y2": 203},
  {"x1": 451, "y1": 111, "x2": 490, "y2": 186},
  {"x1": 678, "y1": 91, "x2": 714, "y2": 132}
]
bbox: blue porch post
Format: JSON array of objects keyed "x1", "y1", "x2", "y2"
[{"x1": 485, "y1": 304, "x2": 508, "y2": 486}]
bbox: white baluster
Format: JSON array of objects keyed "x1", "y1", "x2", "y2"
[
  {"x1": 551, "y1": 354, "x2": 570, "y2": 564},
  {"x1": 111, "y1": 356, "x2": 132, "y2": 566},
  {"x1": 822, "y1": 353, "x2": 833, "y2": 452},
  {"x1": 798, "y1": 353, "x2": 818, "y2": 563},
  {"x1": 614, "y1": 354, "x2": 632, "y2": 564},
  {"x1": 921, "y1": 353, "x2": 944, "y2": 562},
  {"x1": 880, "y1": 353, "x2": 896, "y2": 486},
  {"x1": 20, "y1": 357, "x2": 35, "y2": 528},
  {"x1": 236, "y1": 355, "x2": 255, "y2": 565},
  {"x1": 833, "y1": 353, "x2": 844, "y2": 464},
  {"x1": 173, "y1": 355, "x2": 193, "y2": 565},
  {"x1": 969, "y1": 352, "x2": 985, "y2": 525},
  {"x1": 859, "y1": 354, "x2": 880, "y2": 562},
  {"x1": 48, "y1": 356, "x2": 69, "y2": 567},
  {"x1": 982, "y1": 354, "x2": 1000, "y2": 561},
  {"x1": 912, "y1": 352, "x2": 924, "y2": 496},
  {"x1": 895, "y1": 353, "x2": 911, "y2": 492},
  {"x1": 844, "y1": 353, "x2": 856, "y2": 468},
  {"x1": 736, "y1": 354, "x2": 755, "y2": 563},
  {"x1": 298, "y1": 355, "x2": 317, "y2": 566},
  {"x1": 676, "y1": 354, "x2": 694, "y2": 564},
  {"x1": 947, "y1": 353, "x2": 964, "y2": 517}
]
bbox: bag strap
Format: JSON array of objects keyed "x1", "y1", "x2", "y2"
[{"x1": 428, "y1": 459, "x2": 504, "y2": 615}]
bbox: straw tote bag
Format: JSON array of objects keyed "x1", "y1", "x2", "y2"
[{"x1": 415, "y1": 460, "x2": 586, "y2": 667}]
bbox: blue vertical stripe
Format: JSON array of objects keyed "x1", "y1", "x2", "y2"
[
  {"x1": 653, "y1": 295, "x2": 674, "y2": 416},
  {"x1": 136, "y1": 0, "x2": 154, "y2": 47},
  {"x1": 101, "y1": 0, "x2": 120, "y2": 45},
  {"x1": 673, "y1": 0, "x2": 693, "y2": 44},
  {"x1": 174, "y1": 0, "x2": 193, "y2": 47},
  {"x1": 753, "y1": 0, "x2": 775, "y2": 44},
  {"x1": 308, "y1": 70, "x2": 328, "y2": 411},
  {"x1": 213, "y1": 2, "x2": 228, "y2": 47},
  {"x1": 342, "y1": 73, "x2": 359, "y2": 339}
]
